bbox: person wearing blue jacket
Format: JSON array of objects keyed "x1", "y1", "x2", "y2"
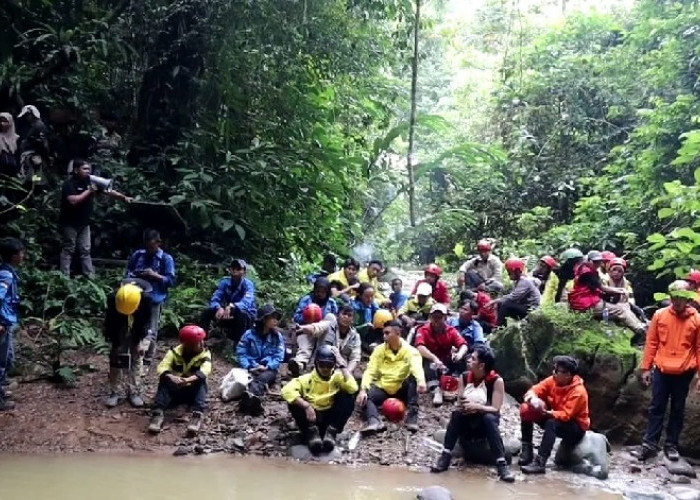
[
  {"x1": 352, "y1": 282, "x2": 380, "y2": 327},
  {"x1": 201, "y1": 258, "x2": 257, "y2": 343},
  {"x1": 236, "y1": 304, "x2": 285, "y2": 416},
  {"x1": 125, "y1": 229, "x2": 176, "y2": 365},
  {"x1": 0, "y1": 237, "x2": 24, "y2": 411},
  {"x1": 293, "y1": 277, "x2": 338, "y2": 324},
  {"x1": 447, "y1": 300, "x2": 485, "y2": 351}
]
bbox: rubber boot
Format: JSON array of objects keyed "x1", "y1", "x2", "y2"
[
  {"x1": 405, "y1": 412, "x2": 419, "y2": 433},
  {"x1": 521, "y1": 454, "x2": 547, "y2": 474},
  {"x1": 148, "y1": 409, "x2": 164, "y2": 434},
  {"x1": 187, "y1": 411, "x2": 203, "y2": 437},
  {"x1": 518, "y1": 442, "x2": 534, "y2": 466},
  {"x1": 288, "y1": 359, "x2": 304, "y2": 378},
  {"x1": 322, "y1": 426, "x2": 337, "y2": 454},
  {"x1": 664, "y1": 444, "x2": 680, "y2": 461},
  {"x1": 308, "y1": 425, "x2": 323, "y2": 455},
  {"x1": 360, "y1": 417, "x2": 381, "y2": 436},
  {"x1": 497, "y1": 458, "x2": 516, "y2": 482},
  {"x1": 430, "y1": 450, "x2": 452, "y2": 473}
]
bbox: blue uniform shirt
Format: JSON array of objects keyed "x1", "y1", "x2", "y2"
[
  {"x1": 209, "y1": 277, "x2": 257, "y2": 320},
  {"x1": 0, "y1": 263, "x2": 21, "y2": 327},
  {"x1": 293, "y1": 294, "x2": 339, "y2": 324},
  {"x1": 126, "y1": 248, "x2": 177, "y2": 304},
  {"x1": 390, "y1": 291, "x2": 409, "y2": 310},
  {"x1": 447, "y1": 317, "x2": 485, "y2": 347}
]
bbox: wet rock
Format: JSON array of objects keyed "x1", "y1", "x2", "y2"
[
  {"x1": 288, "y1": 444, "x2": 342, "y2": 462},
  {"x1": 173, "y1": 446, "x2": 189, "y2": 456},
  {"x1": 554, "y1": 431, "x2": 611, "y2": 480},
  {"x1": 670, "y1": 486, "x2": 700, "y2": 500},
  {"x1": 193, "y1": 445, "x2": 206, "y2": 455},
  {"x1": 663, "y1": 457, "x2": 697, "y2": 478},
  {"x1": 624, "y1": 489, "x2": 675, "y2": 500},
  {"x1": 416, "y1": 486, "x2": 453, "y2": 500},
  {"x1": 670, "y1": 475, "x2": 692, "y2": 485},
  {"x1": 630, "y1": 464, "x2": 643, "y2": 473}
]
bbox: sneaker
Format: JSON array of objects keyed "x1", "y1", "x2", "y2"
[
  {"x1": 0, "y1": 399, "x2": 15, "y2": 411},
  {"x1": 405, "y1": 413, "x2": 419, "y2": 433},
  {"x1": 288, "y1": 359, "x2": 303, "y2": 378},
  {"x1": 128, "y1": 393, "x2": 145, "y2": 408},
  {"x1": 430, "y1": 450, "x2": 452, "y2": 473},
  {"x1": 322, "y1": 426, "x2": 337, "y2": 454},
  {"x1": 633, "y1": 444, "x2": 657, "y2": 461},
  {"x1": 308, "y1": 425, "x2": 323, "y2": 455},
  {"x1": 664, "y1": 445, "x2": 680, "y2": 461},
  {"x1": 187, "y1": 411, "x2": 203, "y2": 436},
  {"x1": 360, "y1": 417, "x2": 382, "y2": 437},
  {"x1": 497, "y1": 458, "x2": 516, "y2": 482},
  {"x1": 521, "y1": 455, "x2": 547, "y2": 474},
  {"x1": 518, "y1": 442, "x2": 534, "y2": 466},
  {"x1": 105, "y1": 392, "x2": 120, "y2": 408},
  {"x1": 148, "y1": 410, "x2": 164, "y2": 434},
  {"x1": 432, "y1": 388, "x2": 443, "y2": 407}
]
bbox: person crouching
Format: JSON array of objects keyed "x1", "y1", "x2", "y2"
[
  {"x1": 148, "y1": 325, "x2": 211, "y2": 436},
  {"x1": 281, "y1": 345, "x2": 357, "y2": 455}
]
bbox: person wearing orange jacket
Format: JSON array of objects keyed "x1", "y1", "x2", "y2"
[
  {"x1": 518, "y1": 355, "x2": 590, "y2": 474},
  {"x1": 635, "y1": 280, "x2": 700, "y2": 461}
]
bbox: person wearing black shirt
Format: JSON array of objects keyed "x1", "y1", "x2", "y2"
[{"x1": 59, "y1": 159, "x2": 132, "y2": 277}]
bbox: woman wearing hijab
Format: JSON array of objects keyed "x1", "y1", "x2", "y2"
[{"x1": 0, "y1": 113, "x2": 19, "y2": 175}]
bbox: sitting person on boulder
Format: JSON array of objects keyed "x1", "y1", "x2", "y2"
[
  {"x1": 148, "y1": 325, "x2": 211, "y2": 436},
  {"x1": 568, "y1": 260, "x2": 646, "y2": 344},
  {"x1": 519, "y1": 355, "x2": 590, "y2": 475},
  {"x1": 328, "y1": 258, "x2": 360, "y2": 299},
  {"x1": 447, "y1": 300, "x2": 485, "y2": 350},
  {"x1": 398, "y1": 282, "x2": 435, "y2": 332},
  {"x1": 235, "y1": 304, "x2": 285, "y2": 416},
  {"x1": 411, "y1": 264, "x2": 451, "y2": 305},
  {"x1": 356, "y1": 320, "x2": 426, "y2": 434},
  {"x1": 602, "y1": 258, "x2": 646, "y2": 322},
  {"x1": 458, "y1": 239, "x2": 504, "y2": 293},
  {"x1": 532, "y1": 255, "x2": 559, "y2": 298},
  {"x1": 389, "y1": 278, "x2": 409, "y2": 311},
  {"x1": 635, "y1": 280, "x2": 700, "y2": 462},
  {"x1": 288, "y1": 303, "x2": 325, "y2": 377},
  {"x1": 554, "y1": 248, "x2": 585, "y2": 303},
  {"x1": 415, "y1": 303, "x2": 468, "y2": 406},
  {"x1": 293, "y1": 277, "x2": 338, "y2": 324},
  {"x1": 201, "y1": 258, "x2": 257, "y2": 344},
  {"x1": 282, "y1": 345, "x2": 357, "y2": 455},
  {"x1": 430, "y1": 346, "x2": 515, "y2": 482},
  {"x1": 488, "y1": 258, "x2": 541, "y2": 327},
  {"x1": 461, "y1": 288, "x2": 497, "y2": 335}
]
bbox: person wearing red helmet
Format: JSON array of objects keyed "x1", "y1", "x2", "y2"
[
  {"x1": 488, "y1": 258, "x2": 541, "y2": 326},
  {"x1": 532, "y1": 255, "x2": 559, "y2": 301},
  {"x1": 601, "y1": 251, "x2": 616, "y2": 273},
  {"x1": 148, "y1": 324, "x2": 211, "y2": 436},
  {"x1": 411, "y1": 263, "x2": 451, "y2": 305},
  {"x1": 685, "y1": 270, "x2": 700, "y2": 312},
  {"x1": 458, "y1": 240, "x2": 504, "y2": 293}
]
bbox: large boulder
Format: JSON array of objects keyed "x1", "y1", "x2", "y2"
[
  {"x1": 554, "y1": 430, "x2": 611, "y2": 479},
  {"x1": 490, "y1": 306, "x2": 700, "y2": 456}
]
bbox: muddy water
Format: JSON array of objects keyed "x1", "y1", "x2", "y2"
[{"x1": 0, "y1": 454, "x2": 621, "y2": 500}]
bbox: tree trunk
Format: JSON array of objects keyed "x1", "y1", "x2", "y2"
[{"x1": 406, "y1": 0, "x2": 421, "y2": 227}]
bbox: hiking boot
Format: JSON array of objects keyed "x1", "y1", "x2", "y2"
[
  {"x1": 128, "y1": 393, "x2": 144, "y2": 408},
  {"x1": 497, "y1": 457, "x2": 516, "y2": 482},
  {"x1": 430, "y1": 450, "x2": 452, "y2": 473},
  {"x1": 288, "y1": 359, "x2": 303, "y2": 378},
  {"x1": 518, "y1": 442, "x2": 534, "y2": 466},
  {"x1": 4, "y1": 379, "x2": 19, "y2": 391},
  {"x1": 105, "y1": 392, "x2": 120, "y2": 408},
  {"x1": 521, "y1": 455, "x2": 547, "y2": 474},
  {"x1": 148, "y1": 410, "x2": 164, "y2": 434},
  {"x1": 187, "y1": 411, "x2": 203, "y2": 437},
  {"x1": 405, "y1": 413, "x2": 419, "y2": 433},
  {"x1": 322, "y1": 426, "x2": 338, "y2": 454},
  {"x1": 634, "y1": 444, "x2": 657, "y2": 461},
  {"x1": 664, "y1": 445, "x2": 680, "y2": 461},
  {"x1": 308, "y1": 425, "x2": 323, "y2": 455},
  {"x1": 0, "y1": 399, "x2": 15, "y2": 411},
  {"x1": 432, "y1": 388, "x2": 443, "y2": 407},
  {"x1": 247, "y1": 394, "x2": 263, "y2": 416},
  {"x1": 360, "y1": 417, "x2": 382, "y2": 436}
]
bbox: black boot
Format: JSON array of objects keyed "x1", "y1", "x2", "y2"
[
  {"x1": 322, "y1": 426, "x2": 337, "y2": 454},
  {"x1": 518, "y1": 442, "x2": 534, "y2": 466},
  {"x1": 497, "y1": 458, "x2": 516, "y2": 483},
  {"x1": 430, "y1": 450, "x2": 452, "y2": 473},
  {"x1": 521, "y1": 454, "x2": 547, "y2": 474},
  {"x1": 308, "y1": 425, "x2": 323, "y2": 455}
]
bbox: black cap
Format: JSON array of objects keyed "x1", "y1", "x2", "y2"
[
  {"x1": 553, "y1": 355, "x2": 578, "y2": 375},
  {"x1": 256, "y1": 303, "x2": 281, "y2": 322},
  {"x1": 230, "y1": 258, "x2": 247, "y2": 270}
]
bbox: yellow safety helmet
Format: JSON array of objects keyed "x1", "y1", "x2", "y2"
[
  {"x1": 115, "y1": 283, "x2": 142, "y2": 315},
  {"x1": 372, "y1": 309, "x2": 394, "y2": 330}
]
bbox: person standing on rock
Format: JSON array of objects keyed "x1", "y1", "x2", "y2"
[
  {"x1": 518, "y1": 355, "x2": 590, "y2": 474},
  {"x1": 415, "y1": 303, "x2": 468, "y2": 406},
  {"x1": 201, "y1": 258, "x2": 257, "y2": 344},
  {"x1": 236, "y1": 304, "x2": 285, "y2": 416},
  {"x1": 411, "y1": 264, "x2": 451, "y2": 305},
  {"x1": 0, "y1": 238, "x2": 24, "y2": 411},
  {"x1": 635, "y1": 280, "x2": 700, "y2": 462},
  {"x1": 148, "y1": 325, "x2": 211, "y2": 436},
  {"x1": 458, "y1": 239, "x2": 504, "y2": 293},
  {"x1": 430, "y1": 346, "x2": 515, "y2": 482},
  {"x1": 488, "y1": 258, "x2": 541, "y2": 327},
  {"x1": 356, "y1": 320, "x2": 426, "y2": 434},
  {"x1": 282, "y1": 345, "x2": 358, "y2": 455}
]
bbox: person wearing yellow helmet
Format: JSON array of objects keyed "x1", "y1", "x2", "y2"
[{"x1": 104, "y1": 278, "x2": 154, "y2": 409}]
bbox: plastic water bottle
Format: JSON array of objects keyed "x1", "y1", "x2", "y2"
[{"x1": 602, "y1": 307, "x2": 610, "y2": 324}]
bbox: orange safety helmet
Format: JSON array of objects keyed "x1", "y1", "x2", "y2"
[
  {"x1": 504, "y1": 258, "x2": 526, "y2": 273},
  {"x1": 381, "y1": 398, "x2": 407, "y2": 422},
  {"x1": 424, "y1": 263, "x2": 443, "y2": 277},
  {"x1": 179, "y1": 325, "x2": 207, "y2": 345},
  {"x1": 302, "y1": 303, "x2": 323, "y2": 324}
]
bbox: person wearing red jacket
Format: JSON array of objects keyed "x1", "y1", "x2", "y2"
[
  {"x1": 635, "y1": 280, "x2": 700, "y2": 461},
  {"x1": 411, "y1": 264, "x2": 451, "y2": 305},
  {"x1": 518, "y1": 355, "x2": 590, "y2": 475},
  {"x1": 414, "y1": 303, "x2": 468, "y2": 406}
]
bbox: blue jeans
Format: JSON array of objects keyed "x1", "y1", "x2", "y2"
[
  {"x1": 0, "y1": 324, "x2": 16, "y2": 398},
  {"x1": 643, "y1": 369, "x2": 695, "y2": 449}
]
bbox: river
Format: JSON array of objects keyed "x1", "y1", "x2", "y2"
[{"x1": 0, "y1": 454, "x2": 622, "y2": 499}]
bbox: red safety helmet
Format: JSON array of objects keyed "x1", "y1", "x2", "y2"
[
  {"x1": 505, "y1": 258, "x2": 526, "y2": 273},
  {"x1": 477, "y1": 239, "x2": 492, "y2": 252},
  {"x1": 540, "y1": 255, "x2": 559, "y2": 270},
  {"x1": 381, "y1": 398, "x2": 407, "y2": 422},
  {"x1": 609, "y1": 257, "x2": 627, "y2": 270},
  {"x1": 440, "y1": 374, "x2": 460, "y2": 392},
  {"x1": 601, "y1": 251, "x2": 616, "y2": 263},
  {"x1": 424, "y1": 263, "x2": 443, "y2": 277},
  {"x1": 302, "y1": 303, "x2": 323, "y2": 324},
  {"x1": 179, "y1": 325, "x2": 206, "y2": 345},
  {"x1": 687, "y1": 270, "x2": 700, "y2": 285}
]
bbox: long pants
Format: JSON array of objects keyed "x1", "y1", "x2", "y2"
[
  {"x1": 108, "y1": 340, "x2": 145, "y2": 396},
  {"x1": 422, "y1": 358, "x2": 466, "y2": 389},
  {"x1": 643, "y1": 369, "x2": 694, "y2": 449},
  {"x1": 520, "y1": 404, "x2": 585, "y2": 459},
  {"x1": 249, "y1": 370, "x2": 277, "y2": 396},
  {"x1": 144, "y1": 302, "x2": 162, "y2": 364},
  {"x1": 288, "y1": 392, "x2": 355, "y2": 441},
  {"x1": 0, "y1": 325, "x2": 16, "y2": 399},
  {"x1": 59, "y1": 225, "x2": 94, "y2": 277},
  {"x1": 592, "y1": 301, "x2": 644, "y2": 333},
  {"x1": 443, "y1": 411, "x2": 507, "y2": 462},
  {"x1": 200, "y1": 307, "x2": 249, "y2": 344},
  {"x1": 154, "y1": 377, "x2": 207, "y2": 413},
  {"x1": 293, "y1": 329, "x2": 333, "y2": 367},
  {"x1": 364, "y1": 377, "x2": 419, "y2": 421},
  {"x1": 496, "y1": 299, "x2": 529, "y2": 326}
]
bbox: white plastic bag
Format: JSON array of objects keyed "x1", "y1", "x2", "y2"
[{"x1": 219, "y1": 367, "x2": 252, "y2": 402}]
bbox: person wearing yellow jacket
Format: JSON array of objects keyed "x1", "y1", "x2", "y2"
[
  {"x1": 356, "y1": 320, "x2": 426, "y2": 435},
  {"x1": 148, "y1": 325, "x2": 212, "y2": 437},
  {"x1": 358, "y1": 260, "x2": 389, "y2": 305},
  {"x1": 328, "y1": 258, "x2": 360, "y2": 299},
  {"x1": 282, "y1": 345, "x2": 357, "y2": 455}
]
